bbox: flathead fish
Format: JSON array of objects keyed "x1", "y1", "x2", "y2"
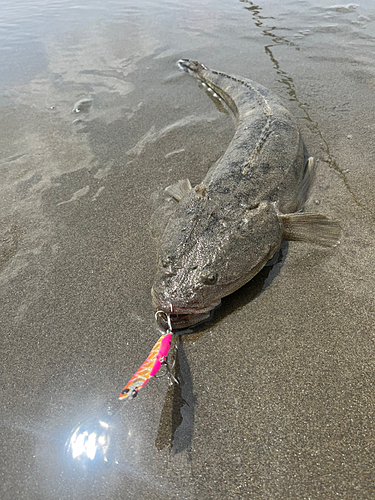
[{"x1": 152, "y1": 59, "x2": 340, "y2": 328}]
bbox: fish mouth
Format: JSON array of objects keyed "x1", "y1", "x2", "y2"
[{"x1": 151, "y1": 289, "x2": 221, "y2": 329}]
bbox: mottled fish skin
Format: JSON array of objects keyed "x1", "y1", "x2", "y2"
[{"x1": 151, "y1": 60, "x2": 333, "y2": 328}]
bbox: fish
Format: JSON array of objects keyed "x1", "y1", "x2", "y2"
[
  {"x1": 151, "y1": 59, "x2": 341, "y2": 329},
  {"x1": 119, "y1": 331, "x2": 172, "y2": 400}
]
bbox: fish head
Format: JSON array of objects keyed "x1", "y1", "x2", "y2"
[{"x1": 152, "y1": 199, "x2": 283, "y2": 329}]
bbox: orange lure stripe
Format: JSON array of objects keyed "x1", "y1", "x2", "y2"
[{"x1": 119, "y1": 332, "x2": 172, "y2": 400}]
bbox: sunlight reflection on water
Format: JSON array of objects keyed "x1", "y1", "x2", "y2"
[
  {"x1": 65, "y1": 416, "x2": 115, "y2": 466},
  {"x1": 62, "y1": 405, "x2": 141, "y2": 474},
  {"x1": 67, "y1": 419, "x2": 112, "y2": 462}
]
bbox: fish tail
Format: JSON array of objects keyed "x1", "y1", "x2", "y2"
[
  {"x1": 177, "y1": 59, "x2": 207, "y2": 75},
  {"x1": 177, "y1": 59, "x2": 248, "y2": 117}
]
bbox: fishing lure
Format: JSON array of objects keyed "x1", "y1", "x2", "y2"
[{"x1": 119, "y1": 312, "x2": 173, "y2": 400}]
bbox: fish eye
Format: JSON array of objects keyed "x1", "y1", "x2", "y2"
[{"x1": 201, "y1": 272, "x2": 218, "y2": 285}]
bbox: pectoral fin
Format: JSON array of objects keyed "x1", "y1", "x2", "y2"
[
  {"x1": 280, "y1": 213, "x2": 341, "y2": 247},
  {"x1": 165, "y1": 179, "x2": 192, "y2": 202},
  {"x1": 150, "y1": 198, "x2": 177, "y2": 239},
  {"x1": 150, "y1": 179, "x2": 192, "y2": 239}
]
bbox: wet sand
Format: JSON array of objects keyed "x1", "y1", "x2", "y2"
[{"x1": 1, "y1": 1, "x2": 374, "y2": 499}]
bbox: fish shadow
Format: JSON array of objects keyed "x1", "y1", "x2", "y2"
[
  {"x1": 205, "y1": 240, "x2": 289, "y2": 330},
  {"x1": 155, "y1": 241, "x2": 288, "y2": 453}
]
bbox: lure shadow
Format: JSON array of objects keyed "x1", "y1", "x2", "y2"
[
  {"x1": 155, "y1": 338, "x2": 196, "y2": 454},
  {"x1": 155, "y1": 241, "x2": 288, "y2": 452}
]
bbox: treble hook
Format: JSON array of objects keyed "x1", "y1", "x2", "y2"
[{"x1": 153, "y1": 308, "x2": 179, "y2": 385}]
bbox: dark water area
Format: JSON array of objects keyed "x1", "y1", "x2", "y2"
[{"x1": 1, "y1": 1, "x2": 375, "y2": 498}]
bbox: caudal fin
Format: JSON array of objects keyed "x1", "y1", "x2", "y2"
[
  {"x1": 177, "y1": 59, "x2": 207, "y2": 75},
  {"x1": 280, "y1": 213, "x2": 341, "y2": 247}
]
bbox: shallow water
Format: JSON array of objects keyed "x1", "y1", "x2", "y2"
[{"x1": 1, "y1": 1, "x2": 375, "y2": 498}]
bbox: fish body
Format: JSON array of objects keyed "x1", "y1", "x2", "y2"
[
  {"x1": 152, "y1": 60, "x2": 340, "y2": 328},
  {"x1": 119, "y1": 332, "x2": 172, "y2": 400}
]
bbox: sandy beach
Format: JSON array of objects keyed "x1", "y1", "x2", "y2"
[{"x1": 1, "y1": 1, "x2": 374, "y2": 498}]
